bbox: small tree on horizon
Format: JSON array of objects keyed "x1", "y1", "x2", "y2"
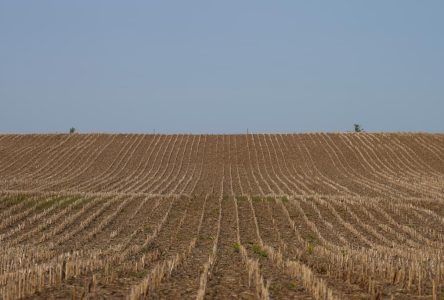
[
  {"x1": 69, "y1": 127, "x2": 76, "y2": 134},
  {"x1": 354, "y1": 124, "x2": 363, "y2": 132}
]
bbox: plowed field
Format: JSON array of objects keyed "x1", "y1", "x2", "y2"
[{"x1": 0, "y1": 133, "x2": 443, "y2": 299}]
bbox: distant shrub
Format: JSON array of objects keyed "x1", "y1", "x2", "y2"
[
  {"x1": 354, "y1": 124, "x2": 363, "y2": 132},
  {"x1": 69, "y1": 127, "x2": 76, "y2": 134}
]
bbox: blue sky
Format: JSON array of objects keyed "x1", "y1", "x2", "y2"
[{"x1": 1, "y1": 1, "x2": 443, "y2": 133}]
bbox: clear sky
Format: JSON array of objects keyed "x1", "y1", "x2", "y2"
[{"x1": 1, "y1": 1, "x2": 443, "y2": 133}]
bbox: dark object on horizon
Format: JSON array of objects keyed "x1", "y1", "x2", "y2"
[
  {"x1": 69, "y1": 127, "x2": 76, "y2": 134},
  {"x1": 354, "y1": 124, "x2": 363, "y2": 132}
]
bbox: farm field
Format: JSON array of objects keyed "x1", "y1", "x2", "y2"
[{"x1": 0, "y1": 133, "x2": 444, "y2": 299}]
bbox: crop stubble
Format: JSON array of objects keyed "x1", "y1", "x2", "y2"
[{"x1": 0, "y1": 133, "x2": 443, "y2": 299}]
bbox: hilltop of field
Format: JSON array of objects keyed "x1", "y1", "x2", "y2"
[{"x1": 0, "y1": 133, "x2": 443, "y2": 299}]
